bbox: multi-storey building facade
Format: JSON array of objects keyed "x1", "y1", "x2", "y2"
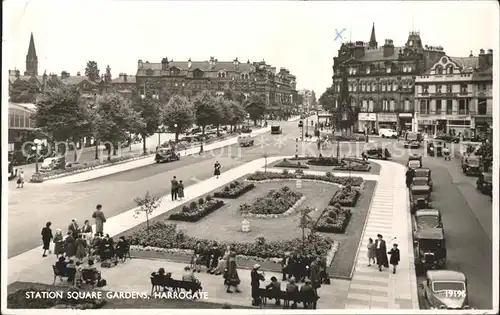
[
  {"x1": 111, "y1": 73, "x2": 137, "y2": 97},
  {"x1": 298, "y1": 89, "x2": 317, "y2": 113},
  {"x1": 135, "y1": 57, "x2": 298, "y2": 115},
  {"x1": 414, "y1": 49, "x2": 493, "y2": 137},
  {"x1": 331, "y1": 24, "x2": 446, "y2": 132}
]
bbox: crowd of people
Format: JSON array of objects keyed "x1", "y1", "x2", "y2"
[{"x1": 366, "y1": 235, "x2": 400, "y2": 274}]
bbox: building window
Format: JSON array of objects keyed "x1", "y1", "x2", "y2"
[
  {"x1": 372, "y1": 83, "x2": 376, "y2": 91},
  {"x1": 458, "y1": 99, "x2": 469, "y2": 115},
  {"x1": 389, "y1": 99, "x2": 395, "y2": 111},
  {"x1": 446, "y1": 65, "x2": 453, "y2": 74},
  {"x1": 446, "y1": 84, "x2": 453, "y2": 93},
  {"x1": 404, "y1": 99, "x2": 411, "y2": 112},
  {"x1": 420, "y1": 100, "x2": 429, "y2": 114},
  {"x1": 367, "y1": 84, "x2": 371, "y2": 92},
  {"x1": 460, "y1": 84, "x2": 468, "y2": 93},
  {"x1": 480, "y1": 84, "x2": 487, "y2": 91},
  {"x1": 435, "y1": 100, "x2": 442, "y2": 114},
  {"x1": 478, "y1": 98, "x2": 487, "y2": 115},
  {"x1": 386, "y1": 67, "x2": 391, "y2": 74},
  {"x1": 446, "y1": 100, "x2": 453, "y2": 114},
  {"x1": 366, "y1": 67, "x2": 371, "y2": 74},
  {"x1": 348, "y1": 84, "x2": 352, "y2": 92},
  {"x1": 368, "y1": 99, "x2": 374, "y2": 112},
  {"x1": 381, "y1": 83, "x2": 386, "y2": 92},
  {"x1": 436, "y1": 85, "x2": 442, "y2": 93},
  {"x1": 361, "y1": 83, "x2": 366, "y2": 92},
  {"x1": 422, "y1": 84, "x2": 429, "y2": 94},
  {"x1": 435, "y1": 66, "x2": 443, "y2": 75},
  {"x1": 362, "y1": 100, "x2": 368, "y2": 111},
  {"x1": 382, "y1": 100, "x2": 389, "y2": 111}
]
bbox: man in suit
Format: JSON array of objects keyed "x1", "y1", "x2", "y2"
[
  {"x1": 374, "y1": 234, "x2": 389, "y2": 271},
  {"x1": 281, "y1": 252, "x2": 291, "y2": 281},
  {"x1": 68, "y1": 219, "x2": 79, "y2": 239},
  {"x1": 207, "y1": 243, "x2": 221, "y2": 274}
]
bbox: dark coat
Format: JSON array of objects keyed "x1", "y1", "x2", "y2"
[
  {"x1": 388, "y1": 248, "x2": 400, "y2": 265},
  {"x1": 64, "y1": 235, "x2": 76, "y2": 257},
  {"x1": 92, "y1": 210, "x2": 106, "y2": 234},
  {"x1": 309, "y1": 261, "x2": 321, "y2": 289},
  {"x1": 68, "y1": 222, "x2": 79, "y2": 238},
  {"x1": 41, "y1": 227, "x2": 53, "y2": 249},
  {"x1": 375, "y1": 239, "x2": 389, "y2": 267},
  {"x1": 251, "y1": 269, "x2": 264, "y2": 288},
  {"x1": 214, "y1": 163, "x2": 221, "y2": 176}
]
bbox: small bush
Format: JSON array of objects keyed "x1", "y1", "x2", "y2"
[
  {"x1": 229, "y1": 182, "x2": 236, "y2": 189},
  {"x1": 198, "y1": 198, "x2": 205, "y2": 205},
  {"x1": 190, "y1": 202, "x2": 197, "y2": 210},
  {"x1": 206, "y1": 195, "x2": 213, "y2": 201},
  {"x1": 224, "y1": 186, "x2": 230, "y2": 192},
  {"x1": 182, "y1": 205, "x2": 190, "y2": 213}
]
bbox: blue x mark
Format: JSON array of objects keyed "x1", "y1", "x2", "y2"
[{"x1": 334, "y1": 28, "x2": 346, "y2": 41}]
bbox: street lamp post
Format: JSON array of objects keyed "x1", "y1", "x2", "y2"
[
  {"x1": 295, "y1": 138, "x2": 299, "y2": 158},
  {"x1": 174, "y1": 124, "x2": 178, "y2": 143},
  {"x1": 32, "y1": 139, "x2": 41, "y2": 173},
  {"x1": 264, "y1": 153, "x2": 268, "y2": 173}
]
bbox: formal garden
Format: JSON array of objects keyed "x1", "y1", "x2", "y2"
[
  {"x1": 271, "y1": 156, "x2": 381, "y2": 174},
  {"x1": 119, "y1": 169, "x2": 375, "y2": 278}
]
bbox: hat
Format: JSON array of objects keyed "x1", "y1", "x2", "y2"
[
  {"x1": 305, "y1": 279, "x2": 312, "y2": 284},
  {"x1": 253, "y1": 264, "x2": 260, "y2": 269},
  {"x1": 377, "y1": 234, "x2": 383, "y2": 238},
  {"x1": 289, "y1": 277, "x2": 296, "y2": 283}
]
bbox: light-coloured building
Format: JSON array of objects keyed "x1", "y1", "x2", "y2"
[
  {"x1": 298, "y1": 89, "x2": 317, "y2": 113},
  {"x1": 414, "y1": 49, "x2": 493, "y2": 137}
]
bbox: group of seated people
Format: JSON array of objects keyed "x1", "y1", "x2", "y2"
[
  {"x1": 283, "y1": 254, "x2": 328, "y2": 284},
  {"x1": 262, "y1": 277, "x2": 318, "y2": 309},
  {"x1": 90, "y1": 235, "x2": 130, "y2": 263},
  {"x1": 190, "y1": 242, "x2": 228, "y2": 275},
  {"x1": 54, "y1": 256, "x2": 102, "y2": 287},
  {"x1": 150, "y1": 266, "x2": 203, "y2": 295}
]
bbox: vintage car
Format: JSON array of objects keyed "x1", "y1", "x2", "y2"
[
  {"x1": 461, "y1": 155, "x2": 481, "y2": 176},
  {"x1": 413, "y1": 209, "x2": 443, "y2": 235},
  {"x1": 271, "y1": 125, "x2": 282, "y2": 134},
  {"x1": 413, "y1": 168, "x2": 433, "y2": 190},
  {"x1": 406, "y1": 131, "x2": 422, "y2": 142},
  {"x1": 476, "y1": 172, "x2": 492, "y2": 196},
  {"x1": 407, "y1": 159, "x2": 422, "y2": 170},
  {"x1": 427, "y1": 140, "x2": 444, "y2": 157},
  {"x1": 39, "y1": 156, "x2": 66, "y2": 172},
  {"x1": 410, "y1": 185, "x2": 431, "y2": 213},
  {"x1": 237, "y1": 134, "x2": 254, "y2": 147},
  {"x1": 241, "y1": 126, "x2": 253, "y2": 134},
  {"x1": 420, "y1": 270, "x2": 470, "y2": 309},
  {"x1": 435, "y1": 134, "x2": 460, "y2": 143},
  {"x1": 404, "y1": 139, "x2": 421, "y2": 149},
  {"x1": 361, "y1": 147, "x2": 391, "y2": 160},
  {"x1": 155, "y1": 148, "x2": 180, "y2": 163},
  {"x1": 414, "y1": 228, "x2": 446, "y2": 272}
]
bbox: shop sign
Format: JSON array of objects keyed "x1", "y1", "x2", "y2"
[
  {"x1": 358, "y1": 113, "x2": 376, "y2": 121},
  {"x1": 446, "y1": 115, "x2": 470, "y2": 121},
  {"x1": 418, "y1": 119, "x2": 436, "y2": 125},
  {"x1": 377, "y1": 113, "x2": 397, "y2": 122},
  {"x1": 399, "y1": 113, "x2": 413, "y2": 118}
]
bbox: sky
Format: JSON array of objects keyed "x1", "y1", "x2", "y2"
[{"x1": 3, "y1": 0, "x2": 499, "y2": 95}]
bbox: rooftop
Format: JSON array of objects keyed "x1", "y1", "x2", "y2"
[
  {"x1": 416, "y1": 227, "x2": 444, "y2": 240},
  {"x1": 137, "y1": 59, "x2": 256, "y2": 76}
]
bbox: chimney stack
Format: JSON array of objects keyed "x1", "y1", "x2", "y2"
[
  {"x1": 123, "y1": 74, "x2": 128, "y2": 82},
  {"x1": 234, "y1": 57, "x2": 239, "y2": 68},
  {"x1": 209, "y1": 56, "x2": 216, "y2": 69},
  {"x1": 383, "y1": 39, "x2": 394, "y2": 57},
  {"x1": 478, "y1": 49, "x2": 489, "y2": 69},
  {"x1": 188, "y1": 58, "x2": 192, "y2": 69},
  {"x1": 487, "y1": 49, "x2": 493, "y2": 67}
]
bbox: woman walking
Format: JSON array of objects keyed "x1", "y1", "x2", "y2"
[
  {"x1": 64, "y1": 231, "x2": 76, "y2": 258},
  {"x1": 92, "y1": 204, "x2": 106, "y2": 237},
  {"x1": 224, "y1": 252, "x2": 241, "y2": 293},
  {"x1": 367, "y1": 238, "x2": 376, "y2": 266},
  {"x1": 388, "y1": 244, "x2": 400, "y2": 274},
  {"x1": 41, "y1": 222, "x2": 53, "y2": 257},
  {"x1": 214, "y1": 161, "x2": 221, "y2": 179},
  {"x1": 178, "y1": 180, "x2": 185, "y2": 200},
  {"x1": 17, "y1": 169, "x2": 25, "y2": 188},
  {"x1": 53, "y1": 229, "x2": 65, "y2": 257},
  {"x1": 75, "y1": 234, "x2": 87, "y2": 261}
]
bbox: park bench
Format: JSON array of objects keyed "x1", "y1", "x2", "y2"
[
  {"x1": 150, "y1": 275, "x2": 202, "y2": 295},
  {"x1": 52, "y1": 265, "x2": 69, "y2": 285},
  {"x1": 257, "y1": 288, "x2": 319, "y2": 309}
]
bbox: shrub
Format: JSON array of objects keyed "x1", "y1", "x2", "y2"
[
  {"x1": 315, "y1": 205, "x2": 352, "y2": 233},
  {"x1": 241, "y1": 186, "x2": 303, "y2": 215},
  {"x1": 190, "y1": 202, "x2": 197, "y2": 210},
  {"x1": 275, "y1": 159, "x2": 310, "y2": 169},
  {"x1": 247, "y1": 171, "x2": 363, "y2": 187},
  {"x1": 329, "y1": 186, "x2": 360, "y2": 207},
  {"x1": 198, "y1": 198, "x2": 205, "y2": 205},
  {"x1": 213, "y1": 182, "x2": 256, "y2": 199},
  {"x1": 307, "y1": 157, "x2": 342, "y2": 166},
  {"x1": 229, "y1": 182, "x2": 236, "y2": 189},
  {"x1": 224, "y1": 186, "x2": 230, "y2": 192},
  {"x1": 182, "y1": 205, "x2": 190, "y2": 213},
  {"x1": 206, "y1": 195, "x2": 213, "y2": 201},
  {"x1": 169, "y1": 200, "x2": 225, "y2": 222},
  {"x1": 234, "y1": 180, "x2": 240, "y2": 186}
]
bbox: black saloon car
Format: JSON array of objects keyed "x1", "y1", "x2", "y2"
[
  {"x1": 155, "y1": 148, "x2": 180, "y2": 163},
  {"x1": 361, "y1": 147, "x2": 391, "y2": 160},
  {"x1": 461, "y1": 156, "x2": 481, "y2": 176},
  {"x1": 476, "y1": 172, "x2": 492, "y2": 196}
]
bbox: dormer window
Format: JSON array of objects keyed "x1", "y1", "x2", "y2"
[
  {"x1": 218, "y1": 71, "x2": 227, "y2": 79},
  {"x1": 446, "y1": 65, "x2": 453, "y2": 74},
  {"x1": 435, "y1": 66, "x2": 443, "y2": 75},
  {"x1": 240, "y1": 73, "x2": 249, "y2": 80},
  {"x1": 193, "y1": 69, "x2": 204, "y2": 78},
  {"x1": 146, "y1": 69, "x2": 153, "y2": 76}
]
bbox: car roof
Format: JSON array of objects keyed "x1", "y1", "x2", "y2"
[
  {"x1": 414, "y1": 168, "x2": 430, "y2": 171},
  {"x1": 408, "y1": 160, "x2": 421, "y2": 165},
  {"x1": 416, "y1": 228, "x2": 444, "y2": 240},
  {"x1": 415, "y1": 209, "x2": 441, "y2": 217},
  {"x1": 271, "y1": 125, "x2": 280, "y2": 128},
  {"x1": 427, "y1": 270, "x2": 466, "y2": 282}
]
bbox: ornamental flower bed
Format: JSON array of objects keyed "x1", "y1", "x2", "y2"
[
  {"x1": 315, "y1": 203, "x2": 352, "y2": 234},
  {"x1": 127, "y1": 222, "x2": 336, "y2": 260},
  {"x1": 329, "y1": 185, "x2": 359, "y2": 207},
  {"x1": 332, "y1": 163, "x2": 371, "y2": 172},
  {"x1": 246, "y1": 170, "x2": 363, "y2": 187},
  {"x1": 7, "y1": 287, "x2": 106, "y2": 309},
  {"x1": 275, "y1": 159, "x2": 310, "y2": 169},
  {"x1": 307, "y1": 157, "x2": 342, "y2": 166},
  {"x1": 213, "y1": 180, "x2": 255, "y2": 198},
  {"x1": 239, "y1": 186, "x2": 303, "y2": 215},
  {"x1": 169, "y1": 195, "x2": 224, "y2": 222}
]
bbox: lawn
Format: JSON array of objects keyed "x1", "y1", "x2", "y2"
[
  {"x1": 270, "y1": 158, "x2": 381, "y2": 175},
  {"x1": 118, "y1": 178, "x2": 376, "y2": 279}
]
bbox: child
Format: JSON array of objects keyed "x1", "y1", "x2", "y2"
[
  {"x1": 388, "y1": 244, "x2": 400, "y2": 274},
  {"x1": 74, "y1": 261, "x2": 83, "y2": 287},
  {"x1": 178, "y1": 180, "x2": 185, "y2": 200},
  {"x1": 17, "y1": 169, "x2": 25, "y2": 188},
  {"x1": 367, "y1": 238, "x2": 376, "y2": 266}
]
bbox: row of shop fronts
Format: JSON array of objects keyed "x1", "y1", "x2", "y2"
[{"x1": 357, "y1": 112, "x2": 413, "y2": 133}]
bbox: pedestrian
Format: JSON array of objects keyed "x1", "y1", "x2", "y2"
[
  {"x1": 17, "y1": 169, "x2": 25, "y2": 188},
  {"x1": 309, "y1": 257, "x2": 321, "y2": 309},
  {"x1": 177, "y1": 180, "x2": 185, "y2": 200},
  {"x1": 53, "y1": 229, "x2": 65, "y2": 257},
  {"x1": 374, "y1": 234, "x2": 389, "y2": 272},
  {"x1": 92, "y1": 204, "x2": 106, "y2": 237},
  {"x1": 68, "y1": 219, "x2": 79, "y2": 239},
  {"x1": 388, "y1": 243, "x2": 400, "y2": 274},
  {"x1": 75, "y1": 234, "x2": 87, "y2": 261},
  {"x1": 214, "y1": 161, "x2": 221, "y2": 179},
  {"x1": 224, "y1": 252, "x2": 241, "y2": 293},
  {"x1": 64, "y1": 231, "x2": 76, "y2": 258},
  {"x1": 41, "y1": 222, "x2": 53, "y2": 257},
  {"x1": 281, "y1": 251, "x2": 291, "y2": 281},
  {"x1": 405, "y1": 167, "x2": 415, "y2": 189},
  {"x1": 367, "y1": 238, "x2": 376, "y2": 266},
  {"x1": 251, "y1": 264, "x2": 265, "y2": 306},
  {"x1": 81, "y1": 220, "x2": 93, "y2": 243},
  {"x1": 171, "y1": 176, "x2": 179, "y2": 201}
]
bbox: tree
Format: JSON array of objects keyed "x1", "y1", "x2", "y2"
[
  {"x1": 319, "y1": 86, "x2": 336, "y2": 113},
  {"x1": 193, "y1": 90, "x2": 221, "y2": 136},
  {"x1": 161, "y1": 95, "x2": 195, "y2": 142},
  {"x1": 9, "y1": 79, "x2": 40, "y2": 103},
  {"x1": 213, "y1": 97, "x2": 232, "y2": 136},
  {"x1": 298, "y1": 207, "x2": 315, "y2": 254},
  {"x1": 85, "y1": 61, "x2": 100, "y2": 81},
  {"x1": 223, "y1": 89, "x2": 245, "y2": 104},
  {"x1": 133, "y1": 96, "x2": 161, "y2": 154},
  {"x1": 245, "y1": 93, "x2": 266, "y2": 125},
  {"x1": 133, "y1": 191, "x2": 162, "y2": 231},
  {"x1": 33, "y1": 86, "x2": 91, "y2": 161},
  {"x1": 477, "y1": 141, "x2": 493, "y2": 172},
  {"x1": 228, "y1": 100, "x2": 246, "y2": 132},
  {"x1": 95, "y1": 92, "x2": 145, "y2": 159}
]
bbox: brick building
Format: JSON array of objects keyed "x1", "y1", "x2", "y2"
[
  {"x1": 331, "y1": 24, "x2": 446, "y2": 133},
  {"x1": 135, "y1": 57, "x2": 299, "y2": 116}
]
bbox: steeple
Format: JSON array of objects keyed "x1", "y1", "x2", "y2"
[
  {"x1": 369, "y1": 23, "x2": 377, "y2": 49},
  {"x1": 25, "y1": 32, "x2": 38, "y2": 76}
]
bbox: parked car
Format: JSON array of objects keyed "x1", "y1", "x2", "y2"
[
  {"x1": 237, "y1": 134, "x2": 254, "y2": 147},
  {"x1": 410, "y1": 184, "x2": 431, "y2": 213},
  {"x1": 407, "y1": 159, "x2": 422, "y2": 170},
  {"x1": 413, "y1": 209, "x2": 443, "y2": 235},
  {"x1": 241, "y1": 126, "x2": 252, "y2": 133},
  {"x1": 420, "y1": 270, "x2": 470, "y2": 309},
  {"x1": 461, "y1": 155, "x2": 481, "y2": 176},
  {"x1": 40, "y1": 156, "x2": 66, "y2": 172},
  {"x1": 155, "y1": 148, "x2": 180, "y2": 163},
  {"x1": 476, "y1": 172, "x2": 492, "y2": 196},
  {"x1": 404, "y1": 139, "x2": 421, "y2": 149},
  {"x1": 414, "y1": 228, "x2": 447, "y2": 272},
  {"x1": 427, "y1": 140, "x2": 445, "y2": 157},
  {"x1": 271, "y1": 125, "x2": 282, "y2": 134},
  {"x1": 408, "y1": 154, "x2": 422, "y2": 162},
  {"x1": 406, "y1": 131, "x2": 422, "y2": 142},
  {"x1": 435, "y1": 134, "x2": 460, "y2": 143},
  {"x1": 361, "y1": 147, "x2": 391, "y2": 160},
  {"x1": 379, "y1": 128, "x2": 398, "y2": 138},
  {"x1": 413, "y1": 168, "x2": 433, "y2": 191}
]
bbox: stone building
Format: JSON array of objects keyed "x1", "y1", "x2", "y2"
[
  {"x1": 111, "y1": 73, "x2": 137, "y2": 97},
  {"x1": 414, "y1": 49, "x2": 493, "y2": 137},
  {"x1": 331, "y1": 24, "x2": 446, "y2": 132},
  {"x1": 298, "y1": 89, "x2": 317, "y2": 113},
  {"x1": 135, "y1": 57, "x2": 299, "y2": 116}
]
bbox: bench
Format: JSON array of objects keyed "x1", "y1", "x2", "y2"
[
  {"x1": 52, "y1": 265, "x2": 68, "y2": 285},
  {"x1": 81, "y1": 268, "x2": 100, "y2": 288},
  {"x1": 150, "y1": 275, "x2": 202, "y2": 295},
  {"x1": 257, "y1": 288, "x2": 319, "y2": 309}
]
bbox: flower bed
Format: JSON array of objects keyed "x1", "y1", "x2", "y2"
[
  {"x1": 275, "y1": 159, "x2": 310, "y2": 169},
  {"x1": 332, "y1": 135, "x2": 365, "y2": 142},
  {"x1": 169, "y1": 196, "x2": 224, "y2": 222},
  {"x1": 341, "y1": 157, "x2": 370, "y2": 165},
  {"x1": 213, "y1": 181, "x2": 255, "y2": 198},
  {"x1": 240, "y1": 196, "x2": 306, "y2": 218},
  {"x1": 7, "y1": 287, "x2": 106, "y2": 309},
  {"x1": 329, "y1": 186, "x2": 360, "y2": 207},
  {"x1": 127, "y1": 222, "x2": 336, "y2": 260},
  {"x1": 307, "y1": 157, "x2": 342, "y2": 166},
  {"x1": 246, "y1": 170, "x2": 364, "y2": 187},
  {"x1": 315, "y1": 204, "x2": 352, "y2": 234},
  {"x1": 238, "y1": 186, "x2": 303, "y2": 216},
  {"x1": 332, "y1": 163, "x2": 371, "y2": 172}
]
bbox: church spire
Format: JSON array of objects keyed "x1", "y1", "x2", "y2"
[
  {"x1": 369, "y1": 23, "x2": 377, "y2": 49},
  {"x1": 25, "y1": 32, "x2": 38, "y2": 76}
]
